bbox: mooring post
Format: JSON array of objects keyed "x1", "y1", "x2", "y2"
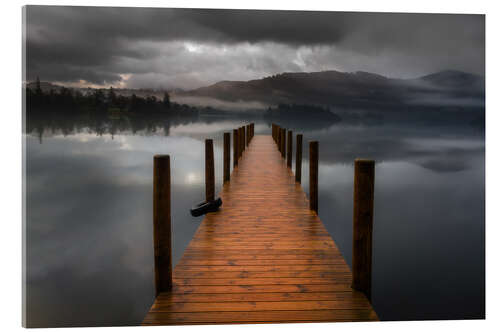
[
  {"x1": 153, "y1": 154, "x2": 172, "y2": 295},
  {"x1": 309, "y1": 141, "x2": 318, "y2": 213},
  {"x1": 246, "y1": 124, "x2": 250, "y2": 146},
  {"x1": 233, "y1": 129, "x2": 238, "y2": 167},
  {"x1": 238, "y1": 127, "x2": 242, "y2": 158},
  {"x1": 280, "y1": 128, "x2": 284, "y2": 156},
  {"x1": 278, "y1": 126, "x2": 282, "y2": 148},
  {"x1": 243, "y1": 126, "x2": 246, "y2": 151},
  {"x1": 281, "y1": 128, "x2": 286, "y2": 158},
  {"x1": 352, "y1": 159, "x2": 375, "y2": 301},
  {"x1": 287, "y1": 130, "x2": 293, "y2": 168},
  {"x1": 277, "y1": 125, "x2": 281, "y2": 148},
  {"x1": 237, "y1": 127, "x2": 240, "y2": 158},
  {"x1": 240, "y1": 126, "x2": 245, "y2": 156},
  {"x1": 205, "y1": 139, "x2": 215, "y2": 201},
  {"x1": 296, "y1": 134, "x2": 303, "y2": 183},
  {"x1": 238, "y1": 127, "x2": 245, "y2": 157},
  {"x1": 276, "y1": 126, "x2": 281, "y2": 147},
  {"x1": 223, "y1": 132, "x2": 230, "y2": 183}
]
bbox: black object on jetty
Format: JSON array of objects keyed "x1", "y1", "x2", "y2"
[{"x1": 190, "y1": 197, "x2": 223, "y2": 217}]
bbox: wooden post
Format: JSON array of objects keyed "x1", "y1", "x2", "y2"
[
  {"x1": 352, "y1": 159, "x2": 375, "y2": 301},
  {"x1": 277, "y1": 126, "x2": 281, "y2": 148},
  {"x1": 205, "y1": 139, "x2": 215, "y2": 201},
  {"x1": 278, "y1": 126, "x2": 282, "y2": 148},
  {"x1": 238, "y1": 127, "x2": 241, "y2": 154},
  {"x1": 246, "y1": 124, "x2": 250, "y2": 146},
  {"x1": 278, "y1": 127, "x2": 282, "y2": 153},
  {"x1": 238, "y1": 128, "x2": 242, "y2": 158},
  {"x1": 287, "y1": 130, "x2": 293, "y2": 168},
  {"x1": 280, "y1": 128, "x2": 284, "y2": 156},
  {"x1": 281, "y1": 128, "x2": 286, "y2": 158},
  {"x1": 241, "y1": 127, "x2": 244, "y2": 154},
  {"x1": 242, "y1": 126, "x2": 246, "y2": 151},
  {"x1": 309, "y1": 141, "x2": 318, "y2": 213},
  {"x1": 296, "y1": 134, "x2": 302, "y2": 183},
  {"x1": 153, "y1": 154, "x2": 172, "y2": 295},
  {"x1": 223, "y1": 132, "x2": 230, "y2": 183},
  {"x1": 233, "y1": 129, "x2": 238, "y2": 167},
  {"x1": 238, "y1": 127, "x2": 241, "y2": 157}
]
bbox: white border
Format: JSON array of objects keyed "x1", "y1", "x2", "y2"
[{"x1": 1, "y1": 1, "x2": 497, "y2": 332}]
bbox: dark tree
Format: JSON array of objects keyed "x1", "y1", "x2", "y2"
[
  {"x1": 35, "y1": 76, "x2": 42, "y2": 96},
  {"x1": 93, "y1": 89, "x2": 105, "y2": 106},
  {"x1": 163, "y1": 92, "x2": 171, "y2": 109},
  {"x1": 108, "y1": 87, "x2": 117, "y2": 106}
]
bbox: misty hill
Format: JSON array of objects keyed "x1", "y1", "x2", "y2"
[
  {"x1": 182, "y1": 70, "x2": 485, "y2": 110},
  {"x1": 419, "y1": 70, "x2": 484, "y2": 89}
]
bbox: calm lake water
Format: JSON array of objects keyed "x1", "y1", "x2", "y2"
[{"x1": 24, "y1": 114, "x2": 485, "y2": 327}]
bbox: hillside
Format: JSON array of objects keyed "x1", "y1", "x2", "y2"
[{"x1": 181, "y1": 70, "x2": 485, "y2": 109}]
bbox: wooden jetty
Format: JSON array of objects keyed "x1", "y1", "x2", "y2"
[{"x1": 144, "y1": 123, "x2": 377, "y2": 325}]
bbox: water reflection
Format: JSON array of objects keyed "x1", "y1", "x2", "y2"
[{"x1": 24, "y1": 113, "x2": 484, "y2": 326}]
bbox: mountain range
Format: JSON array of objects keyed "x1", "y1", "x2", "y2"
[{"x1": 177, "y1": 69, "x2": 484, "y2": 110}]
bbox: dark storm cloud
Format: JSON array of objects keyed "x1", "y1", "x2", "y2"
[{"x1": 25, "y1": 6, "x2": 485, "y2": 88}]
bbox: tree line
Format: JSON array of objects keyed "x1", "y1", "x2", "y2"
[
  {"x1": 26, "y1": 77, "x2": 198, "y2": 116},
  {"x1": 25, "y1": 77, "x2": 200, "y2": 140}
]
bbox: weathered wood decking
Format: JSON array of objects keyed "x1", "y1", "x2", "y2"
[{"x1": 143, "y1": 135, "x2": 378, "y2": 325}]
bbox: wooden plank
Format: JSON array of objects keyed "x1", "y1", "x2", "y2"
[
  {"x1": 177, "y1": 259, "x2": 346, "y2": 266},
  {"x1": 173, "y1": 270, "x2": 350, "y2": 279},
  {"x1": 173, "y1": 265, "x2": 349, "y2": 272},
  {"x1": 151, "y1": 300, "x2": 373, "y2": 312},
  {"x1": 143, "y1": 135, "x2": 377, "y2": 325},
  {"x1": 171, "y1": 284, "x2": 355, "y2": 294},
  {"x1": 180, "y1": 254, "x2": 342, "y2": 260},
  {"x1": 184, "y1": 247, "x2": 340, "y2": 256},
  {"x1": 143, "y1": 309, "x2": 378, "y2": 325},
  {"x1": 171, "y1": 277, "x2": 352, "y2": 286},
  {"x1": 155, "y1": 291, "x2": 366, "y2": 302}
]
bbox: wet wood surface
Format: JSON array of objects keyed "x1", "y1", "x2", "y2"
[{"x1": 143, "y1": 135, "x2": 377, "y2": 325}]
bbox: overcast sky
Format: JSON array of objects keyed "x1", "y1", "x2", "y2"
[{"x1": 24, "y1": 6, "x2": 485, "y2": 90}]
